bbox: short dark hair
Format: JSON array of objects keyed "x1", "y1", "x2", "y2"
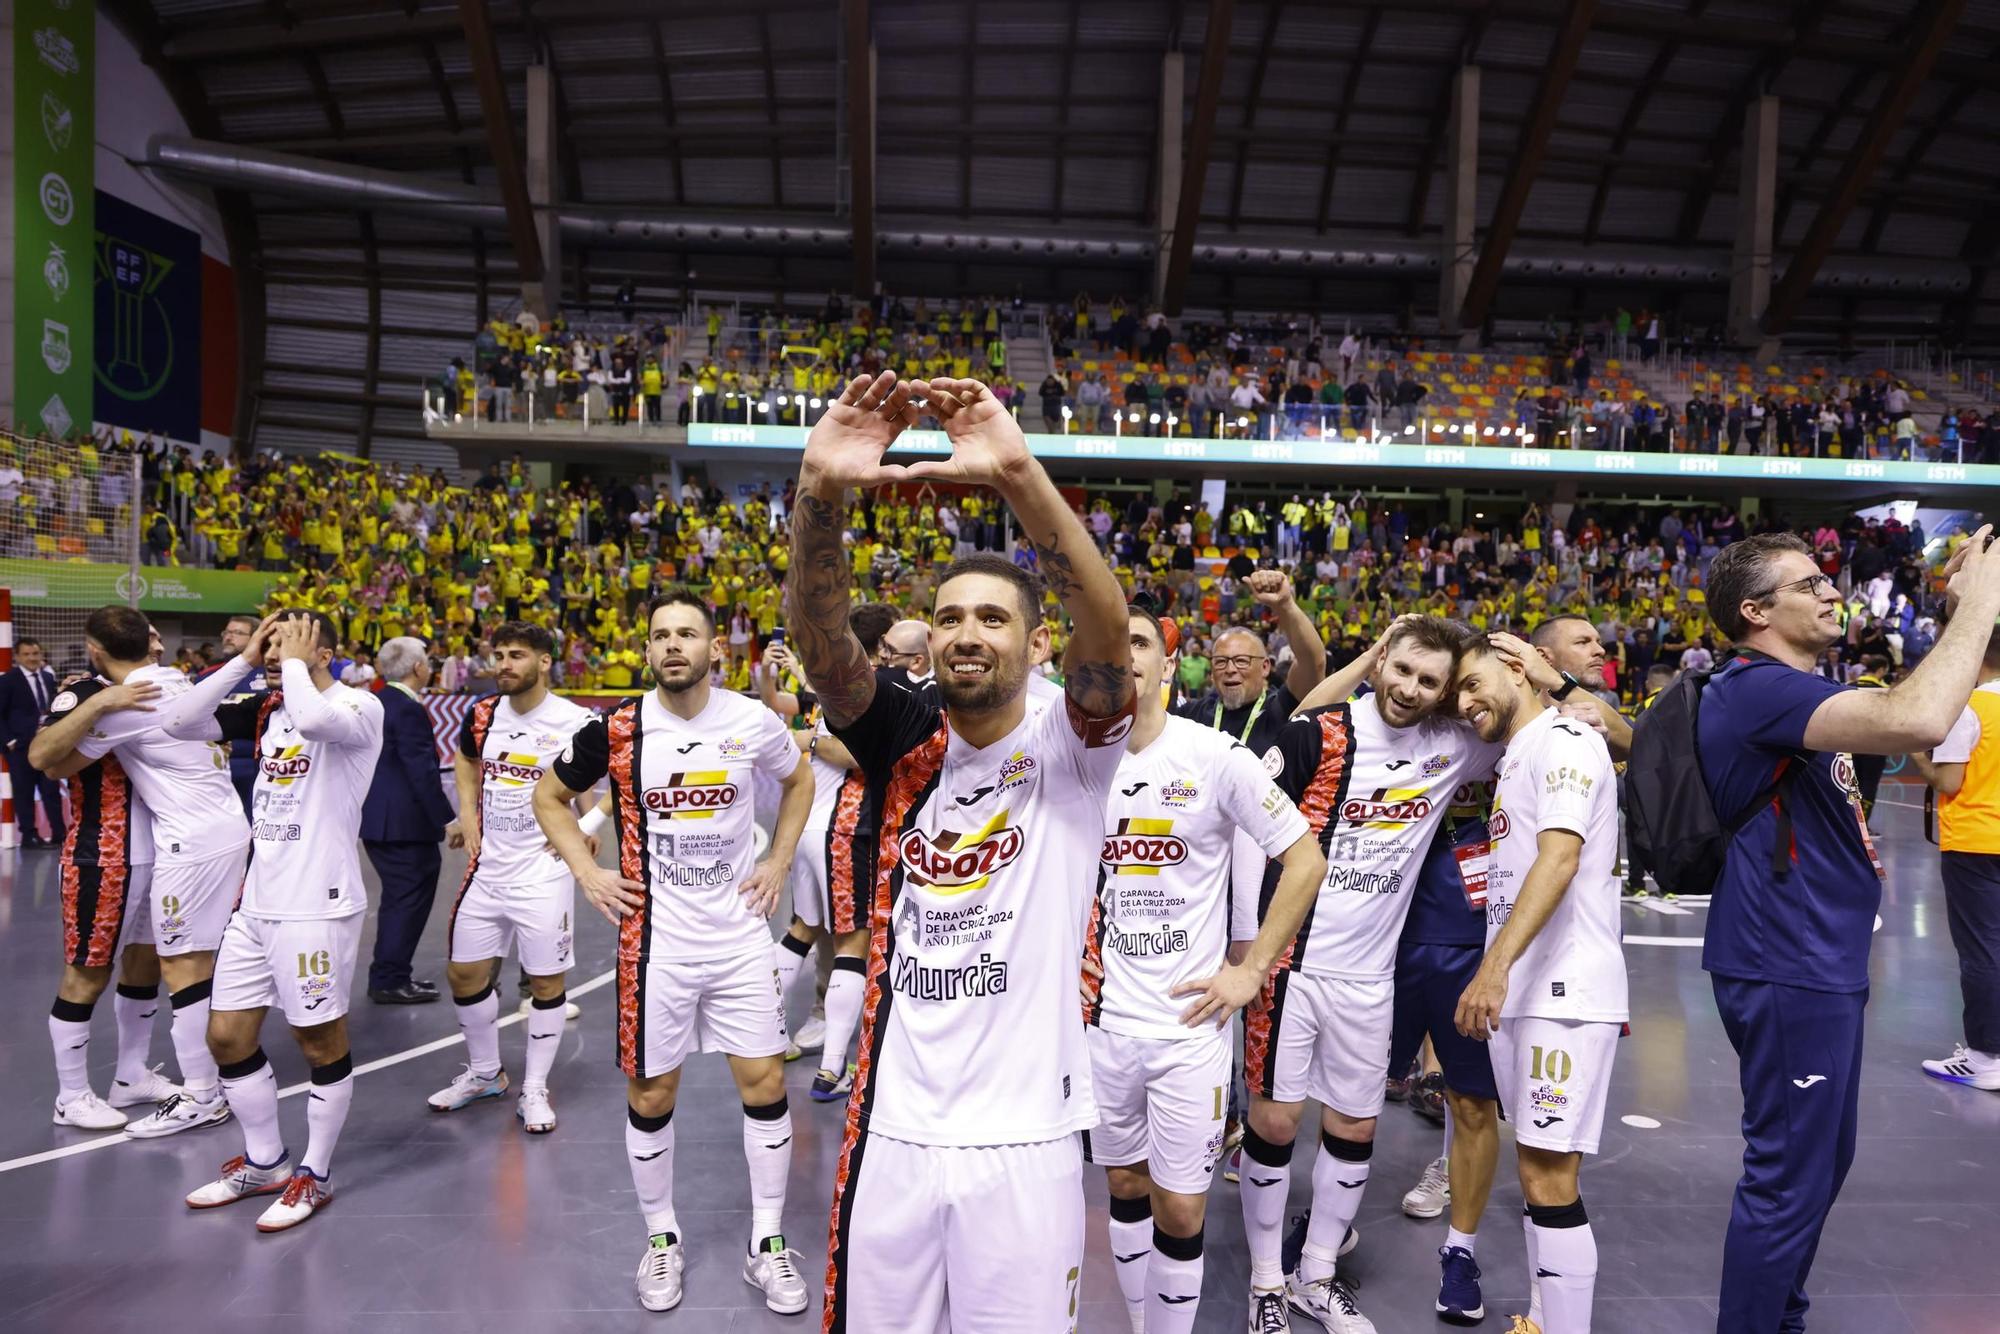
[
  {"x1": 1705, "y1": 532, "x2": 1812, "y2": 642},
  {"x1": 491, "y1": 620, "x2": 555, "y2": 656},
  {"x1": 84, "y1": 606, "x2": 149, "y2": 661},
  {"x1": 1128, "y1": 603, "x2": 1167, "y2": 649},
  {"x1": 16, "y1": 637, "x2": 39, "y2": 651},
  {"x1": 1646, "y1": 663, "x2": 1678, "y2": 691},
  {"x1": 1384, "y1": 614, "x2": 1470, "y2": 662},
  {"x1": 1986, "y1": 624, "x2": 2000, "y2": 671},
  {"x1": 642, "y1": 586, "x2": 716, "y2": 635},
  {"x1": 935, "y1": 553, "x2": 1042, "y2": 623},
  {"x1": 224, "y1": 614, "x2": 258, "y2": 633},
  {"x1": 273, "y1": 608, "x2": 340, "y2": 652},
  {"x1": 1860, "y1": 653, "x2": 1891, "y2": 675},
  {"x1": 1529, "y1": 614, "x2": 1595, "y2": 650},
  {"x1": 849, "y1": 602, "x2": 898, "y2": 657}
]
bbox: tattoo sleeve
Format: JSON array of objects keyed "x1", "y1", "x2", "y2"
[{"x1": 784, "y1": 487, "x2": 877, "y2": 729}]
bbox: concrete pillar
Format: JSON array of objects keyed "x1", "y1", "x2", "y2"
[
  {"x1": 0, "y1": 0, "x2": 17, "y2": 429},
  {"x1": 523, "y1": 62, "x2": 561, "y2": 319},
  {"x1": 1729, "y1": 95, "x2": 1778, "y2": 349},
  {"x1": 1151, "y1": 50, "x2": 1185, "y2": 307},
  {"x1": 1438, "y1": 66, "x2": 1479, "y2": 342}
]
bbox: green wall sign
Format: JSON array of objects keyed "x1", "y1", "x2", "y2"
[{"x1": 13, "y1": 0, "x2": 94, "y2": 438}]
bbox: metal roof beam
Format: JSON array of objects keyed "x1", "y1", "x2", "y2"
[
  {"x1": 1456, "y1": 0, "x2": 1598, "y2": 334},
  {"x1": 1050, "y1": 0, "x2": 1082, "y2": 223},
  {"x1": 1226, "y1": 1, "x2": 1284, "y2": 231},
  {"x1": 1761, "y1": 0, "x2": 1968, "y2": 337},
  {"x1": 843, "y1": 0, "x2": 876, "y2": 295},
  {"x1": 457, "y1": 0, "x2": 544, "y2": 288},
  {"x1": 1161, "y1": 0, "x2": 1236, "y2": 314},
  {"x1": 1315, "y1": 9, "x2": 1379, "y2": 234}
]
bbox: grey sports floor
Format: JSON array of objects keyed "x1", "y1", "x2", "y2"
[{"x1": 1, "y1": 785, "x2": 1992, "y2": 1333}]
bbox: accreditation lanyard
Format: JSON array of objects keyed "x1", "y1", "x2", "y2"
[{"x1": 1213, "y1": 689, "x2": 1268, "y2": 744}]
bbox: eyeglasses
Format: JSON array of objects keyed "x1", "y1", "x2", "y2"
[
  {"x1": 1212, "y1": 655, "x2": 1268, "y2": 671},
  {"x1": 1757, "y1": 572, "x2": 1833, "y2": 601}
]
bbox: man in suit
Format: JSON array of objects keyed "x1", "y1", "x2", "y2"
[
  {"x1": 362, "y1": 637, "x2": 454, "y2": 1004},
  {"x1": 3, "y1": 638, "x2": 67, "y2": 848}
]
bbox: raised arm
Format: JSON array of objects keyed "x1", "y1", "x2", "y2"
[
  {"x1": 786, "y1": 371, "x2": 920, "y2": 728},
  {"x1": 1247, "y1": 568, "x2": 1326, "y2": 699},
  {"x1": 163, "y1": 613, "x2": 278, "y2": 740},
  {"x1": 1488, "y1": 630, "x2": 1633, "y2": 760},
  {"x1": 917, "y1": 378, "x2": 1132, "y2": 720},
  {"x1": 277, "y1": 655, "x2": 371, "y2": 745},
  {"x1": 1292, "y1": 615, "x2": 1414, "y2": 715},
  {"x1": 28, "y1": 680, "x2": 163, "y2": 780}
]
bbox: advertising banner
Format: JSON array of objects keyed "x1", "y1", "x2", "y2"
[
  {"x1": 95, "y1": 190, "x2": 204, "y2": 444},
  {"x1": 0, "y1": 559, "x2": 276, "y2": 612},
  {"x1": 13, "y1": 0, "x2": 95, "y2": 440}
]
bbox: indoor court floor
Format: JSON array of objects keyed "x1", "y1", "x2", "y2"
[{"x1": 1, "y1": 784, "x2": 1993, "y2": 1333}]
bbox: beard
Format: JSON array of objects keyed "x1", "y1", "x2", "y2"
[
  {"x1": 495, "y1": 663, "x2": 543, "y2": 695},
  {"x1": 936, "y1": 649, "x2": 1029, "y2": 713},
  {"x1": 1216, "y1": 676, "x2": 1264, "y2": 710},
  {"x1": 653, "y1": 655, "x2": 708, "y2": 693}
]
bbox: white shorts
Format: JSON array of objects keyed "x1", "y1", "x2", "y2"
[
  {"x1": 449, "y1": 875, "x2": 575, "y2": 976},
  {"x1": 792, "y1": 835, "x2": 830, "y2": 930},
  {"x1": 1246, "y1": 970, "x2": 1394, "y2": 1118},
  {"x1": 151, "y1": 849, "x2": 248, "y2": 956},
  {"x1": 1491, "y1": 1016, "x2": 1620, "y2": 1155},
  {"x1": 212, "y1": 913, "x2": 365, "y2": 1027},
  {"x1": 616, "y1": 946, "x2": 788, "y2": 1078},
  {"x1": 1085, "y1": 1026, "x2": 1231, "y2": 1195},
  {"x1": 827, "y1": 1133, "x2": 1085, "y2": 1334}
]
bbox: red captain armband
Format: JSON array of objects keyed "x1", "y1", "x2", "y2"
[{"x1": 1067, "y1": 691, "x2": 1138, "y2": 749}]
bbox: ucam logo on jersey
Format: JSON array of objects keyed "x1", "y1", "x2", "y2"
[
  {"x1": 1101, "y1": 818, "x2": 1189, "y2": 876},
  {"x1": 1341, "y1": 785, "x2": 1433, "y2": 827},
  {"x1": 261, "y1": 745, "x2": 312, "y2": 786},
  {"x1": 484, "y1": 753, "x2": 544, "y2": 786},
  {"x1": 899, "y1": 809, "x2": 1025, "y2": 894},
  {"x1": 642, "y1": 771, "x2": 739, "y2": 819}
]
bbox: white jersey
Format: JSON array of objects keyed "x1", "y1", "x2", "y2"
[
  {"x1": 803, "y1": 719, "x2": 849, "y2": 833},
  {"x1": 226, "y1": 661, "x2": 385, "y2": 920},
  {"x1": 74, "y1": 663, "x2": 250, "y2": 865},
  {"x1": 460, "y1": 691, "x2": 596, "y2": 889},
  {"x1": 552, "y1": 687, "x2": 802, "y2": 962},
  {"x1": 833, "y1": 680, "x2": 1131, "y2": 1147},
  {"x1": 1487, "y1": 706, "x2": 1627, "y2": 1022},
  {"x1": 1090, "y1": 715, "x2": 1308, "y2": 1040},
  {"x1": 1025, "y1": 670, "x2": 1064, "y2": 715},
  {"x1": 1263, "y1": 697, "x2": 1501, "y2": 981}
]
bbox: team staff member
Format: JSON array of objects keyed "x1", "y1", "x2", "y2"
[
  {"x1": 1696, "y1": 529, "x2": 2000, "y2": 1334},
  {"x1": 1911, "y1": 624, "x2": 2000, "y2": 1091},
  {"x1": 196, "y1": 614, "x2": 264, "y2": 816},
  {"x1": 1175, "y1": 569, "x2": 1327, "y2": 756},
  {"x1": 361, "y1": 637, "x2": 454, "y2": 1005}
]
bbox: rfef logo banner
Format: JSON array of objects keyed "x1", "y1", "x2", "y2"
[
  {"x1": 14, "y1": 0, "x2": 94, "y2": 439},
  {"x1": 95, "y1": 190, "x2": 203, "y2": 444}
]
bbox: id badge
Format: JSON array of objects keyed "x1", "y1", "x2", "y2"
[{"x1": 1454, "y1": 840, "x2": 1491, "y2": 909}]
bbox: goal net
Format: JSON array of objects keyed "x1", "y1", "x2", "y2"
[{"x1": 0, "y1": 429, "x2": 143, "y2": 678}]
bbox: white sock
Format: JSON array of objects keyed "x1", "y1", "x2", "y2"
[
  {"x1": 1107, "y1": 1197, "x2": 1152, "y2": 1323},
  {"x1": 1298, "y1": 1133, "x2": 1371, "y2": 1283},
  {"x1": 168, "y1": 985, "x2": 219, "y2": 1097},
  {"x1": 628, "y1": 1108, "x2": 679, "y2": 1238},
  {"x1": 820, "y1": 958, "x2": 866, "y2": 1073},
  {"x1": 1446, "y1": 1225, "x2": 1478, "y2": 1255},
  {"x1": 1523, "y1": 1209, "x2": 1544, "y2": 1326},
  {"x1": 1148, "y1": 1226, "x2": 1205, "y2": 1334},
  {"x1": 1240, "y1": 1129, "x2": 1293, "y2": 1290},
  {"x1": 775, "y1": 934, "x2": 811, "y2": 1009},
  {"x1": 49, "y1": 1008, "x2": 93, "y2": 1099},
  {"x1": 113, "y1": 985, "x2": 159, "y2": 1085},
  {"x1": 455, "y1": 987, "x2": 502, "y2": 1079},
  {"x1": 743, "y1": 1099, "x2": 793, "y2": 1246},
  {"x1": 220, "y1": 1049, "x2": 286, "y2": 1168},
  {"x1": 522, "y1": 993, "x2": 565, "y2": 1089},
  {"x1": 302, "y1": 1059, "x2": 354, "y2": 1179},
  {"x1": 1532, "y1": 1212, "x2": 1597, "y2": 1334}
]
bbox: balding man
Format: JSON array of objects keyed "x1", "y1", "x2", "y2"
[
  {"x1": 879, "y1": 618, "x2": 936, "y2": 695},
  {"x1": 1173, "y1": 567, "x2": 1325, "y2": 756},
  {"x1": 361, "y1": 637, "x2": 454, "y2": 1004}
]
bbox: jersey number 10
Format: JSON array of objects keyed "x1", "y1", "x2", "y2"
[{"x1": 1528, "y1": 1046, "x2": 1573, "y2": 1083}]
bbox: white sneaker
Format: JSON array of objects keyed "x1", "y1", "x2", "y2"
[
  {"x1": 794, "y1": 1016, "x2": 826, "y2": 1053},
  {"x1": 784, "y1": 1035, "x2": 804, "y2": 1062},
  {"x1": 636, "y1": 1236, "x2": 686, "y2": 1312},
  {"x1": 516, "y1": 997, "x2": 581, "y2": 1020},
  {"x1": 126, "y1": 1089, "x2": 230, "y2": 1139},
  {"x1": 1922, "y1": 1044, "x2": 2000, "y2": 1090},
  {"x1": 744, "y1": 1239, "x2": 810, "y2": 1315},
  {"x1": 1249, "y1": 1288, "x2": 1292, "y2": 1332},
  {"x1": 516, "y1": 1085, "x2": 556, "y2": 1134},
  {"x1": 109, "y1": 1064, "x2": 183, "y2": 1108},
  {"x1": 255, "y1": 1171, "x2": 334, "y2": 1232},
  {"x1": 53, "y1": 1090, "x2": 127, "y2": 1131},
  {"x1": 186, "y1": 1153, "x2": 291, "y2": 1209},
  {"x1": 1402, "y1": 1155, "x2": 1451, "y2": 1219},
  {"x1": 1287, "y1": 1271, "x2": 1377, "y2": 1333},
  {"x1": 428, "y1": 1064, "x2": 509, "y2": 1112}
]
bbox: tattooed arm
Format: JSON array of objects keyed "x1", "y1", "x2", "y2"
[
  {"x1": 916, "y1": 378, "x2": 1133, "y2": 721},
  {"x1": 785, "y1": 370, "x2": 921, "y2": 728}
]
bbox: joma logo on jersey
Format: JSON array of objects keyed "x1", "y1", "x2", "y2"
[
  {"x1": 261, "y1": 745, "x2": 311, "y2": 785},
  {"x1": 900, "y1": 810, "x2": 1024, "y2": 894},
  {"x1": 642, "y1": 771, "x2": 738, "y2": 819},
  {"x1": 1342, "y1": 786, "x2": 1432, "y2": 825},
  {"x1": 484, "y1": 753, "x2": 543, "y2": 786},
  {"x1": 1102, "y1": 818, "x2": 1188, "y2": 876}
]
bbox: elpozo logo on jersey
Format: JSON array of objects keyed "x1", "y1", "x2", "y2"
[
  {"x1": 1159, "y1": 778, "x2": 1199, "y2": 808},
  {"x1": 997, "y1": 749, "x2": 1038, "y2": 793},
  {"x1": 484, "y1": 753, "x2": 543, "y2": 787},
  {"x1": 1342, "y1": 784, "x2": 1433, "y2": 827},
  {"x1": 900, "y1": 808, "x2": 1025, "y2": 894},
  {"x1": 642, "y1": 770, "x2": 739, "y2": 819},
  {"x1": 1101, "y1": 818, "x2": 1189, "y2": 877},
  {"x1": 261, "y1": 744, "x2": 312, "y2": 785},
  {"x1": 716, "y1": 736, "x2": 748, "y2": 759}
]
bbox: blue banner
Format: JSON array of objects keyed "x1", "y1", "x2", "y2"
[{"x1": 94, "y1": 189, "x2": 202, "y2": 443}]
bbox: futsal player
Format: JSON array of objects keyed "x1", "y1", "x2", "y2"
[{"x1": 534, "y1": 590, "x2": 816, "y2": 1315}]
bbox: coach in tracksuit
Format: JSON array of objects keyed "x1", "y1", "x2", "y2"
[{"x1": 1695, "y1": 532, "x2": 2000, "y2": 1334}]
